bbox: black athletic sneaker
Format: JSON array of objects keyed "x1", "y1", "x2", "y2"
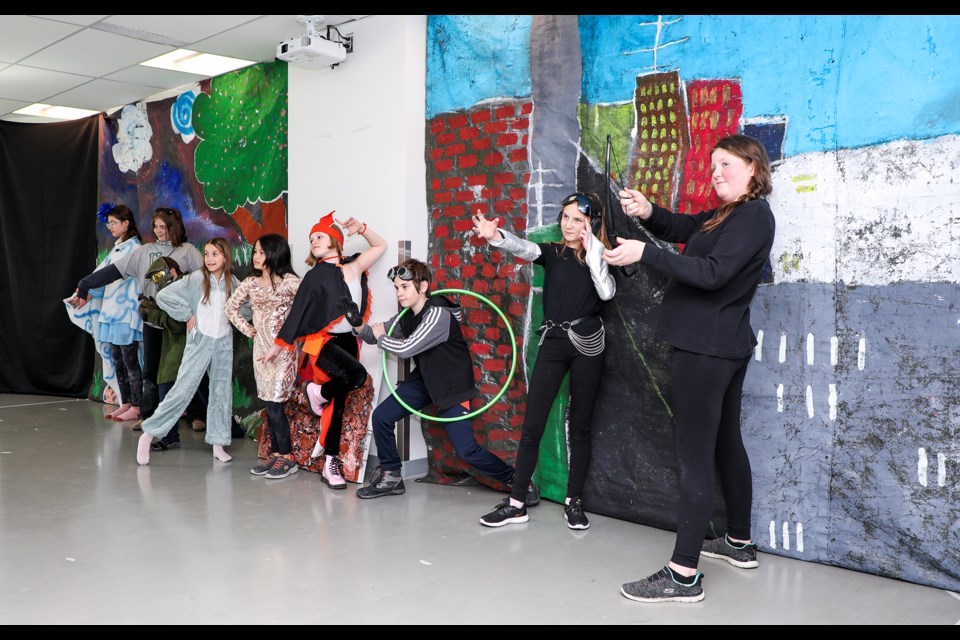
[
  {"x1": 356, "y1": 466, "x2": 405, "y2": 499},
  {"x1": 265, "y1": 456, "x2": 299, "y2": 480},
  {"x1": 564, "y1": 497, "x2": 590, "y2": 530},
  {"x1": 150, "y1": 438, "x2": 180, "y2": 452},
  {"x1": 700, "y1": 534, "x2": 759, "y2": 568},
  {"x1": 620, "y1": 567, "x2": 704, "y2": 603},
  {"x1": 250, "y1": 456, "x2": 277, "y2": 476},
  {"x1": 524, "y1": 483, "x2": 540, "y2": 507},
  {"x1": 480, "y1": 499, "x2": 529, "y2": 527}
]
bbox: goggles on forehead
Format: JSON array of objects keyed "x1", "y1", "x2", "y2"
[
  {"x1": 387, "y1": 265, "x2": 416, "y2": 281},
  {"x1": 560, "y1": 193, "x2": 596, "y2": 218}
]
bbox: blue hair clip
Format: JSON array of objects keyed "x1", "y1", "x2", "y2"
[{"x1": 97, "y1": 202, "x2": 115, "y2": 224}]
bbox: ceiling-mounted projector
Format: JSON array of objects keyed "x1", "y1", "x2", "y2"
[{"x1": 276, "y1": 15, "x2": 353, "y2": 69}]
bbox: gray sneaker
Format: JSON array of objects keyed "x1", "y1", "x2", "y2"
[
  {"x1": 250, "y1": 456, "x2": 277, "y2": 476},
  {"x1": 620, "y1": 567, "x2": 704, "y2": 603},
  {"x1": 356, "y1": 466, "x2": 405, "y2": 499},
  {"x1": 700, "y1": 534, "x2": 758, "y2": 568},
  {"x1": 265, "y1": 457, "x2": 299, "y2": 480}
]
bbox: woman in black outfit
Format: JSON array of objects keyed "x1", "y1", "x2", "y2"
[
  {"x1": 606, "y1": 134, "x2": 775, "y2": 603},
  {"x1": 473, "y1": 192, "x2": 615, "y2": 530}
]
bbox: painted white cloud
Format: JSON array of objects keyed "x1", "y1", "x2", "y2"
[
  {"x1": 769, "y1": 134, "x2": 960, "y2": 285},
  {"x1": 112, "y1": 103, "x2": 153, "y2": 173}
]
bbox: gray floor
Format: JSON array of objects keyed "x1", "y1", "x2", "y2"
[{"x1": 1, "y1": 394, "x2": 958, "y2": 625}]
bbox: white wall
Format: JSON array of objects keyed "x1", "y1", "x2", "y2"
[{"x1": 288, "y1": 15, "x2": 429, "y2": 467}]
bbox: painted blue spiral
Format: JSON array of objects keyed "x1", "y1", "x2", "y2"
[{"x1": 171, "y1": 91, "x2": 196, "y2": 137}]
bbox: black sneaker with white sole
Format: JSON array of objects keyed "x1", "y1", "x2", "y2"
[
  {"x1": 250, "y1": 456, "x2": 277, "y2": 476},
  {"x1": 700, "y1": 534, "x2": 758, "y2": 568},
  {"x1": 564, "y1": 497, "x2": 590, "y2": 530},
  {"x1": 480, "y1": 499, "x2": 529, "y2": 527},
  {"x1": 356, "y1": 466, "x2": 405, "y2": 499},
  {"x1": 265, "y1": 457, "x2": 299, "y2": 480}
]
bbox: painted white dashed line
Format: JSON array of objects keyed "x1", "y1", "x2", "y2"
[
  {"x1": 919, "y1": 448, "x2": 929, "y2": 487},
  {"x1": 777, "y1": 384, "x2": 784, "y2": 413},
  {"x1": 755, "y1": 330, "x2": 763, "y2": 361},
  {"x1": 806, "y1": 385, "x2": 814, "y2": 418},
  {"x1": 779, "y1": 333, "x2": 787, "y2": 364},
  {"x1": 830, "y1": 336, "x2": 838, "y2": 367},
  {"x1": 806, "y1": 333, "x2": 815, "y2": 365},
  {"x1": 858, "y1": 337, "x2": 866, "y2": 370},
  {"x1": 828, "y1": 384, "x2": 837, "y2": 421}
]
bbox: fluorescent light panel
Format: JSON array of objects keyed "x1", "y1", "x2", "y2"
[
  {"x1": 13, "y1": 104, "x2": 100, "y2": 120},
  {"x1": 140, "y1": 49, "x2": 255, "y2": 76}
]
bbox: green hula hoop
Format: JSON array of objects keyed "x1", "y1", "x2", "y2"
[{"x1": 381, "y1": 288, "x2": 517, "y2": 422}]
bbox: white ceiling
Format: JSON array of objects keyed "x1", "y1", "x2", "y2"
[{"x1": 0, "y1": 15, "x2": 368, "y2": 122}]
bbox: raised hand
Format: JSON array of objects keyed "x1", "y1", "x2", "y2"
[
  {"x1": 471, "y1": 212, "x2": 501, "y2": 241},
  {"x1": 336, "y1": 216, "x2": 364, "y2": 236}
]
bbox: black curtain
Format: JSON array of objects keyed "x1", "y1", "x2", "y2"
[{"x1": 0, "y1": 116, "x2": 99, "y2": 395}]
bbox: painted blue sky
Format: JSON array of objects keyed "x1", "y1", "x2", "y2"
[{"x1": 427, "y1": 15, "x2": 960, "y2": 157}]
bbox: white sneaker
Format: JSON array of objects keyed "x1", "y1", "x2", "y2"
[{"x1": 321, "y1": 455, "x2": 346, "y2": 490}]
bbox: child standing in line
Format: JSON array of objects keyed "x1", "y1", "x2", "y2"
[
  {"x1": 136, "y1": 238, "x2": 239, "y2": 465},
  {"x1": 225, "y1": 234, "x2": 302, "y2": 479}
]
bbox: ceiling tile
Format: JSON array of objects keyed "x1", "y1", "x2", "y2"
[
  {"x1": 20, "y1": 29, "x2": 172, "y2": 77},
  {"x1": 31, "y1": 15, "x2": 110, "y2": 26},
  {"x1": 0, "y1": 97, "x2": 30, "y2": 117},
  {"x1": 50, "y1": 78, "x2": 166, "y2": 112},
  {"x1": 106, "y1": 65, "x2": 208, "y2": 90},
  {"x1": 0, "y1": 15, "x2": 82, "y2": 63},
  {"x1": 0, "y1": 65, "x2": 92, "y2": 102},
  {"x1": 101, "y1": 15, "x2": 263, "y2": 45}
]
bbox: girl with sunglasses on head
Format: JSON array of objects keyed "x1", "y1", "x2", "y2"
[
  {"x1": 69, "y1": 207, "x2": 203, "y2": 427},
  {"x1": 472, "y1": 191, "x2": 616, "y2": 530},
  {"x1": 263, "y1": 212, "x2": 386, "y2": 490}
]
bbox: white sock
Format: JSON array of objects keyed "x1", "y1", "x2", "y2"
[
  {"x1": 136, "y1": 433, "x2": 153, "y2": 465},
  {"x1": 212, "y1": 445, "x2": 232, "y2": 463},
  {"x1": 509, "y1": 497, "x2": 524, "y2": 509}
]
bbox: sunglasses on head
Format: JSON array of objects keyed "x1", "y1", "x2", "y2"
[
  {"x1": 560, "y1": 193, "x2": 596, "y2": 219},
  {"x1": 387, "y1": 266, "x2": 416, "y2": 281}
]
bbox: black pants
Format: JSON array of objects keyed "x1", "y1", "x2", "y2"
[
  {"x1": 315, "y1": 332, "x2": 366, "y2": 455},
  {"x1": 140, "y1": 325, "x2": 162, "y2": 418},
  {"x1": 510, "y1": 336, "x2": 604, "y2": 504},
  {"x1": 670, "y1": 349, "x2": 753, "y2": 570},
  {"x1": 111, "y1": 342, "x2": 142, "y2": 406},
  {"x1": 265, "y1": 401, "x2": 292, "y2": 455}
]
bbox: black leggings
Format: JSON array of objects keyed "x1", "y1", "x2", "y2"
[
  {"x1": 265, "y1": 400, "x2": 292, "y2": 455},
  {"x1": 140, "y1": 325, "x2": 162, "y2": 418},
  {"x1": 315, "y1": 332, "x2": 366, "y2": 454},
  {"x1": 670, "y1": 349, "x2": 753, "y2": 570},
  {"x1": 510, "y1": 336, "x2": 604, "y2": 504},
  {"x1": 111, "y1": 342, "x2": 142, "y2": 406}
]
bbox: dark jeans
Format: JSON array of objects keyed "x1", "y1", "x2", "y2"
[
  {"x1": 111, "y1": 342, "x2": 142, "y2": 406},
  {"x1": 372, "y1": 377, "x2": 514, "y2": 483},
  {"x1": 669, "y1": 349, "x2": 753, "y2": 570},
  {"x1": 510, "y1": 336, "x2": 604, "y2": 504},
  {"x1": 315, "y1": 332, "x2": 366, "y2": 454}
]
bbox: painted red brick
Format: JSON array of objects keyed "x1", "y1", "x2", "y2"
[
  {"x1": 484, "y1": 121, "x2": 508, "y2": 134},
  {"x1": 434, "y1": 191, "x2": 453, "y2": 204},
  {"x1": 472, "y1": 253, "x2": 487, "y2": 265},
  {"x1": 434, "y1": 159, "x2": 453, "y2": 172},
  {"x1": 453, "y1": 219, "x2": 473, "y2": 233},
  {"x1": 459, "y1": 154, "x2": 478, "y2": 169},
  {"x1": 472, "y1": 202, "x2": 490, "y2": 215},
  {"x1": 497, "y1": 344, "x2": 513, "y2": 357},
  {"x1": 470, "y1": 343, "x2": 492, "y2": 356},
  {"x1": 509, "y1": 148, "x2": 528, "y2": 162},
  {"x1": 495, "y1": 105, "x2": 515, "y2": 119},
  {"x1": 510, "y1": 414, "x2": 525, "y2": 427},
  {"x1": 484, "y1": 151, "x2": 504, "y2": 166},
  {"x1": 480, "y1": 383, "x2": 499, "y2": 395},
  {"x1": 493, "y1": 173, "x2": 514, "y2": 185},
  {"x1": 462, "y1": 265, "x2": 477, "y2": 278},
  {"x1": 434, "y1": 225, "x2": 449, "y2": 238},
  {"x1": 508, "y1": 302, "x2": 525, "y2": 316},
  {"x1": 492, "y1": 279, "x2": 506, "y2": 292},
  {"x1": 468, "y1": 235, "x2": 485, "y2": 247},
  {"x1": 481, "y1": 263, "x2": 496, "y2": 278},
  {"x1": 445, "y1": 143, "x2": 466, "y2": 157},
  {"x1": 443, "y1": 176, "x2": 463, "y2": 189},
  {"x1": 432, "y1": 254, "x2": 440, "y2": 267},
  {"x1": 443, "y1": 238, "x2": 463, "y2": 252},
  {"x1": 449, "y1": 114, "x2": 469, "y2": 128},
  {"x1": 497, "y1": 133, "x2": 519, "y2": 146},
  {"x1": 472, "y1": 109, "x2": 492, "y2": 124},
  {"x1": 483, "y1": 359, "x2": 506, "y2": 372},
  {"x1": 513, "y1": 217, "x2": 527, "y2": 231},
  {"x1": 498, "y1": 265, "x2": 515, "y2": 278},
  {"x1": 521, "y1": 102, "x2": 533, "y2": 115},
  {"x1": 433, "y1": 268, "x2": 447, "y2": 282},
  {"x1": 437, "y1": 132, "x2": 456, "y2": 145},
  {"x1": 467, "y1": 174, "x2": 487, "y2": 187},
  {"x1": 521, "y1": 134, "x2": 529, "y2": 145},
  {"x1": 473, "y1": 279, "x2": 489, "y2": 293},
  {"x1": 471, "y1": 137, "x2": 491, "y2": 151},
  {"x1": 484, "y1": 327, "x2": 501, "y2": 341},
  {"x1": 430, "y1": 119, "x2": 446, "y2": 134},
  {"x1": 494, "y1": 199, "x2": 514, "y2": 214},
  {"x1": 430, "y1": 148, "x2": 443, "y2": 160},
  {"x1": 508, "y1": 389, "x2": 523, "y2": 400},
  {"x1": 489, "y1": 251, "x2": 503, "y2": 264},
  {"x1": 444, "y1": 205, "x2": 465, "y2": 217},
  {"x1": 445, "y1": 279, "x2": 463, "y2": 289},
  {"x1": 470, "y1": 310, "x2": 492, "y2": 325},
  {"x1": 512, "y1": 118, "x2": 530, "y2": 130},
  {"x1": 508, "y1": 282, "x2": 530, "y2": 296},
  {"x1": 460, "y1": 295, "x2": 479, "y2": 308},
  {"x1": 460, "y1": 126, "x2": 479, "y2": 141},
  {"x1": 487, "y1": 294, "x2": 502, "y2": 307},
  {"x1": 443, "y1": 254, "x2": 462, "y2": 268},
  {"x1": 481, "y1": 187, "x2": 502, "y2": 199},
  {"x1": 462, "y1": 326, "x2": 476, "y2": 340},
  {"x1": 455, "y1": 190, "x2": 473, "y2": 203}
]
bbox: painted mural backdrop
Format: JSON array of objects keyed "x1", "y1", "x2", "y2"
[
  {"x1": 98, "y1": 60, "x2": 289, "y2": 437},
  {"x1": 425, "y1": 15, "x2": 960, "y2": 591}
]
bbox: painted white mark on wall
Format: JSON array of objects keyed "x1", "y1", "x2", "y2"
[
  {"x1": 777, "y1": 384, "x2": 784, "y2": 413},
  {"x1": 938, "y1": 452, "x2": 947, "y2": 487},
  {"x1": 918, "y1": 447, "x2": 928, "y2": 487},
  {"x1": 830, "y1": 336, "x2": 838, "y2": 367},
  {"x1": 858, "y1": 337, "x2": 866, "y2": 371},
  {"x1": 796, "y1": 522, "x2": 804, "y2": 552},
  {"x1": 806, "y1": 333, "x2": 815, "y2": 365},
  {"x1": 782, "y1": 521, "x2": 791, "y2": 550},
  {"x1": 779, "y1": 333, "x2": 787, "y2": 364},
  {"x1": 755, "y1": 329, "x2": 764, "y2": 361},
  {"x1": 769, "y1": 520, "x2": 777, "y2": 549},
  {"x1": 806, "y1": 385, "x2": 814, "y2": 418},
  {"x1": 828, "y1": 384, "x2": 837, "y2": 421},
  {"x1": 112, "y1": 103, "x2": 153, "y2": 173}
]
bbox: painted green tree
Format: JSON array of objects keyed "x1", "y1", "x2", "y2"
[{"x1": 192, "y1": 61, "x2": 288, "y2": 213}]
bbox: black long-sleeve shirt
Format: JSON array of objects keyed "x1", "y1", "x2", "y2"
[{"x1": 638, "y1": 198, "x2": 775, "y2": 359}]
